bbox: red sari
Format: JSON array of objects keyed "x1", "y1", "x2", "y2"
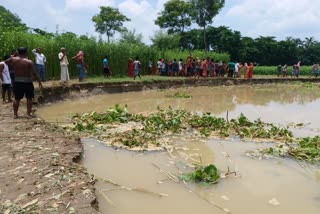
[{"x1": 128, "y1": 59, "x2": 134, "y2": 77}]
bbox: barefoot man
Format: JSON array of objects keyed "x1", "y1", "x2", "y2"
[{"x1": 5, "y1": 47, "x2": 43, "y2": 119}]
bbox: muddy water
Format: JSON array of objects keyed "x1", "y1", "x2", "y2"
[
  {"x1": 38, "y1": 84, "x2": 320, "y2": 214},
  {"x1": 81, "y1": 138, "x2": 320, "y2": 214},
  {"x1": 38, "y1": 84, "x2": 320, "y2": 136}
]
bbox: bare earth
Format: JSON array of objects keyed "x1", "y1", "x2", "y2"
[{"x1": 0, "y1": 101, "x2": 98, "y2": 213}]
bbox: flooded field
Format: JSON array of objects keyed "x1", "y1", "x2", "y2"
[{"x1": 38, "y1": 84, "x2": 320, "y2": 214}]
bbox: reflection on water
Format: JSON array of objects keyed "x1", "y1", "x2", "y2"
[{"x1": 39, "y1": 84, "x2": 320, "y2": 214}]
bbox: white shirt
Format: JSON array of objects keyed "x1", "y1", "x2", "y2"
[
  {"x1": 235, "y1": 63, "x2": 239, "y2": 72},
  {"x1": 0, "y1": 62, "x2": 11, "y2": 84},
  {"x1": 32, "y1": 49, "x2": 46, "y2": 65},
  {"x1": 58, "y1": 52, "x2": 69, "y2": 66},
  {"x1": 178, "y1": 61, "x2": 183, "y2": 70}
]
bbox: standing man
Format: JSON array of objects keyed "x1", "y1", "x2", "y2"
[
  {"x1": 5, "y1": 47, "x2": 43, "y2": 119},
  {"x1": 227, "y1": 60, "x2": 235, "y2": 78},
  {"x1": 72, "y1": 50, "x2": 86, "y2": 82},
  {"x1": 58, "y1": 48, "x2": 70, "y2": 83},
  {"x1": 32, "y1": 47, "x2": 46, "y2": 81}
]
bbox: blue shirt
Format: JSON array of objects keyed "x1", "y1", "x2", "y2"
[{"x1": 103, "y1": 58, "x2": 108, "y2": 68}]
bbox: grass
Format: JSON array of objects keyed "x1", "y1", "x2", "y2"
[{"x1": 41, "y1": 74, "x2": 320, "y2": 88}]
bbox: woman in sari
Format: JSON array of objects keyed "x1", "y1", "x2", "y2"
[
  {"x1": 238, "y1": 62, "x2": 244, "y2": 78},
  {"x1": 244, "y1": 63, "x2": 249, "y2": 78},
  {"x1": 248, "y1": 63, "x2": 254, "y2": 78},
  {"x1": 128, "y1": 58, "x2": 134, "y2": 77},
  {"x1": 201, "y1": 58, "x2": 207, "y2": 77}
]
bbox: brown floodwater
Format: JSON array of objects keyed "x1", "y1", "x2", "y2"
[{"x1": 38, "y1": 84, "x2": 320, "y2": 214}]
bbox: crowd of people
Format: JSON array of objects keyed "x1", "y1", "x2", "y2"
[
  {"x1": 130, "y1": 57, "x2": 255, "y2": 79},
  {"x1": 0, "y1": 46, "x2": 89, "y2": 119},
  {"x1": 1, "y1": 46, "x2": 318, "y2": 119}
]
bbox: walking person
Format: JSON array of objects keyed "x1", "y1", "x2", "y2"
[
  {"x1": 32, "y1": 47, "x2": 46, "y2": 81},
  {"x1": 72, "y1": 50, "x2": 86, "y2": 82},
  {"x1": 133, "y1": 57, "x2": 141, "y2": 80},
  {"x1": 0, "y1": 55, "x2": 12, "y2": 103},
  {"x1": 103, "y1": 55, "x2": 111, "y2": 78},
  {"x1": 58, "y1": 48, "x2": 70, "y2": 83},
  {"x1": 5, "y1": 47, "x2": 43, "y2": 119}
]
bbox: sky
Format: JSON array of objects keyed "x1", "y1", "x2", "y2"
[{"x1": 1, "y1": 0, "x2": 320, "y2": 44}]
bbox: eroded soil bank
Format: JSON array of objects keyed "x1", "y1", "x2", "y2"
[
  {"x1": 1, "y1": 77, "x2": 320, "y2": 214},
  {"x1": 0, "y1": 104, "x2": 97, "y2": 213}
]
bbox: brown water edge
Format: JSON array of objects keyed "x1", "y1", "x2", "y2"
[
  {"x1": 37, "y1": 77, "x2": 320, "y2": 104},
  {"x1": 81, "y1": 138, "x2": 320, "y2": 214}
]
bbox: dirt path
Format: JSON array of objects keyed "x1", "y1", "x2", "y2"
[{"x1": 0, "y1": 102, "x2": 97, "y2": 213}]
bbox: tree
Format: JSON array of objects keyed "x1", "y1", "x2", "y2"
[
  {"x1": 119, "y1": 29, "x2": 143, "y2": 45},
  {"x1": 92, "y1": 6, "x2": 130, "y2": 42},
  {"x1": 191, "y1": 0, "x2": 225, "y2": 55},
  {"x1": 0, "y1": 5, "x2": 27, "y2": 32},
  {"x1": 150, "y1": 31, "x2": 180, "y2": 56},
  {"x1": 206, "y1": 26, "x2": 242, "y2": 60},
  {"x1": 155, "y1": 0, "x2": 193, "y2": 34}
]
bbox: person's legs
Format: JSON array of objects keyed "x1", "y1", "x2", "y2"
[
  {"x1": 13, "y1": 99, "x2": 20, "y2": 118},
  {"x1": 35, "y1": 64, "x2": 41, "y2": 80},
  {"x1": 26, "y1": 98, "x2": 33, "y2": 117},
  {"x1": 40, "y1": 65, "x2": 45, "y2": 81},
  {"x1": 7, "y1": 88, "x2": 12, "y2": 102},
  {"x1": 25, "y1": 82, "x2": 35, "y2": 117},
  {"x1": 2, "y1": 85, "x2": 5, "y2": 103}
]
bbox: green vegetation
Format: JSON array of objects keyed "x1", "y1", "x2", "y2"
[
  {"x1": 263, "y1": 136, "x2": 320, "y2": 164},
  {"x1": 188, "y1": 113, "x2": 293, "y2": 140},
  {"x1": 254, "y1": 66, "x2": 314, "y2": 76},
  {"x1": 165, "y1": 91, "x2": 192, "y2": 98},
  {"x1": 71, "y1": 104, "x2": 132, "y2": 131},
  {"x1": 69, "y1": 104, "x2": 319, "y2": 163},
  {"x1": 70, "y1": 105, "x2": 295, "y2": 149},
  {"x1": 179, "y1": 164, "x2": 220, "y2": 184}
]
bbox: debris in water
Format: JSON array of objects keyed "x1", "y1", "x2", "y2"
[{"x1": 268, "y1": 198, "x2": 280, "y2": 206}]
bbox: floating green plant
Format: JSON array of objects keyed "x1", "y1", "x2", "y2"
[
  {"x1": 179, "y1": 164, "x2": 220, "y2": 184},
  {"x1": 165, "y1": 92, "x2": 192, "y2": 98},
  {"x1": 261, "y1": 136, "x2": 320, "y2": 164}
]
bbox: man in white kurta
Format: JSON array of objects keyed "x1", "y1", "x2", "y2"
[{"x1": 58, "y1": 48, "x2": 70, "y2": 82}]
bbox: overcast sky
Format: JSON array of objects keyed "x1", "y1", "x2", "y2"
[{"x1": 1, "y1": 0, "x2": 320, "y2": 44}]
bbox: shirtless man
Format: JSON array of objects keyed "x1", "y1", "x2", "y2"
[{"x1": 5, "y1": 47, "x2": 43, "y2": 119}]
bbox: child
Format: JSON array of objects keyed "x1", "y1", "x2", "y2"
[
  {"x1": 0, "y1": 55, "x2": 12, "y2": 103},
  {"x1": 133, "y1": 57, "x2": 141, "y2": 80}
]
